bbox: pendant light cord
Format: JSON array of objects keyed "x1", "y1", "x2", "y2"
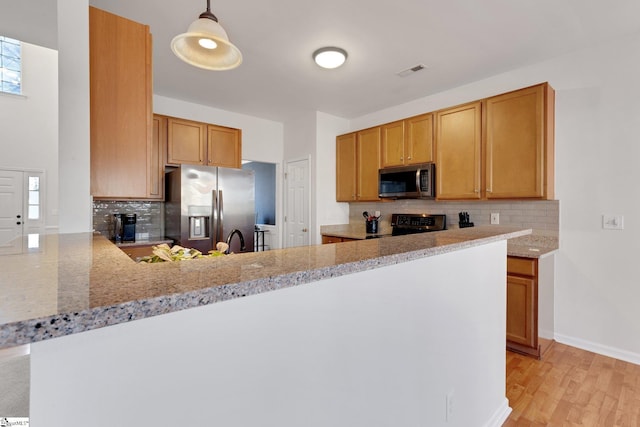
[{"x1": 199, "y1": 0, "x2": 218, "y2": 22}]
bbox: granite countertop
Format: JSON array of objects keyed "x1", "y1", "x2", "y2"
[
  {"x1": 0, "y1": 226, "x2": 530, "y2": 350},
  {"x1": 321, "y1": 224, "x2": 558, "y2": 259}
]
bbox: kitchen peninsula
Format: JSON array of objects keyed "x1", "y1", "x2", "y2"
[{"x1": 1, "y1": 227, "x2": 529, "y2": 427}]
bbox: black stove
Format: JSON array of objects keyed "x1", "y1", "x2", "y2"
[{"x1": 390, "y1": 213, "x2": 447, "y2": 236}]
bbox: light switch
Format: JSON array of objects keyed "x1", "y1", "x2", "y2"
[{"x1": 602, "y1": 214, "x2": 624, "y2": 230}]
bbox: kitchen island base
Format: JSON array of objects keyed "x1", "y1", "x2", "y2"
[{"x1": 30, "y1": 240, "x2": 511, "y2": 427}]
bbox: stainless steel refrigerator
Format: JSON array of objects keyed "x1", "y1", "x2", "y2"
[{"x1": 165, "y1": 165, "x2": 255, "y2": 254}]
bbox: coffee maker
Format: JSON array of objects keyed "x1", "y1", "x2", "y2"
[{"x1": 113, "y1": 213, "x2": 137, "y2": 242}]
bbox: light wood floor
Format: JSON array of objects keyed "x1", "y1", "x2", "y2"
[{"x1": 504, "y1": 341, "x2": 640, "y2": 426}]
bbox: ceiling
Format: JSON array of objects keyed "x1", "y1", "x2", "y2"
[{"x1": 3, "y1": 0, "x2": 640, "y2": 122}]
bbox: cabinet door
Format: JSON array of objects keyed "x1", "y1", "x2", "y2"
[
  {"x1": 89, "y1": 7, "x2": 152, "y2": 199},
  {"x1": 166, "y1": 117, "x2": 206, "y2": 165},
  {"x1": 148, "y1": 115, "x2": 165, "y2": 199},
  {"x1": 486, "y1": 84, "x2": 553, "y2": 199},
  {"x1": 435, "y1": 102, "x2": 482, "y2": 200},
  {"x1": 405, "y1": 113, "x2": 434, "y2": 165},
  {"x1": 336, "y1": 133, "x2": 357, "y2": 201},
  {"x1": 506, "y1": 274, "x2": 537, "y2": 348},
  {"x1": 207, "y1": 125, "x2": 241, "y2": 168},
  {"x1": 356, "y1": 127, "x2": 381, "y2": 201},
  {"x1": 380, "y1": 121, "x2": 405, "y2": 168}
]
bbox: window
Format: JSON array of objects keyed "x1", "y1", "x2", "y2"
[
  {"x1": 0, "y1": 36, "x2": 22, "y2": 95},
  {"x1": 28, "y1": 176, "x2": 40, "y2": 220}
]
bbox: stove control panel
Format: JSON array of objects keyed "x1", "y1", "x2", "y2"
[{"x1": 391, "y1": 213, "x2": 447, "y2": 231}]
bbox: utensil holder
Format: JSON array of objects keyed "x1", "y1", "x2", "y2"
[{"x1": 366, "y1": 219, "x2": 378, "y2": 234}]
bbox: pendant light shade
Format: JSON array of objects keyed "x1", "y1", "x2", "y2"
[{"x1": 171, "y1": 0, "x2": 242, "y2": 71}]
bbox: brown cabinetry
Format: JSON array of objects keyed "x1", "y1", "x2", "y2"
[
  {"x1": 166, "y1": 117, "x2": 206, "y2": 165},
  {"x1": 89, "y1": 6, "x2": 158, "y2": 200},
  {"x1": 321, "y1": 235, "x2": 357, "y2": 244},
  {"x1": 485, "y1": 83, "x2": 554, "y2": 199},
  {"x1": 506, "y1": 256, "x2": 539, "y2": 358},
  {"x1": 336, "y1": 129, "x2": 381, "y2": 202},
  {"x1": 435, "y1": 102, "x2": 483, "y2": 200},
  {"x1": 381, "y1": 114, "x2": 434, "y2": 168},
  {"x1": 336, "y1": 83, "x2": 554, "y2": 202},
  {"x1": 336, "y1": 133, "x2": 357, "y2": 201},
  {"x1": 166, "y1": 117, "x2": 241, "y2": 168},
  {"x1": 208, "y1": 124, "x2": 241, "y2": 168},
  {"x1": 119, "y1": 244, "x2": 155, "y2": 260}
]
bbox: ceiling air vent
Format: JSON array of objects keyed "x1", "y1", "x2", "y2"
[{"x1": 396, "y1": 64, "x2": 427, "y2": 77}]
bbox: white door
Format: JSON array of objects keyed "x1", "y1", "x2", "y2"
[
  {"x1": 0, "y1": 170, "x2": 24, "y2": 254},
  {"x1": 285, "y1": 159, "x2": 310, "y2": 247}
]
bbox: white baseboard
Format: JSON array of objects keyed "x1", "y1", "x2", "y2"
[
  {"x1": 482, "y1": 398, "x2": 512, "y2": 427},
  {"x1": 555, "y1": 333, "x2": 640, "y2": 366}
]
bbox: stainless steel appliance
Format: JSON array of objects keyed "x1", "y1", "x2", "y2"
[
  {"x1": 378, "y1": 163, "x2": 435, "y2": 199},
  {"x1": 390, "y1": 213, "x2": 446, "y2": 236},
  {"x1": 165, "y1": 165, "x2": 255, "y2": 254}
]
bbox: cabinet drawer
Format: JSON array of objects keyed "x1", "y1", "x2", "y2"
[{"x1": 507, "y1": 256, "x2": 537, "y2": 277}]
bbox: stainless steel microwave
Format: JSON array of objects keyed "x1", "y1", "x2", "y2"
[{"x1": 378, "y1": 163, "x2": 435, "y2": 199}]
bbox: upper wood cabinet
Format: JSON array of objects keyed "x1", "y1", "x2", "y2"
[
  {"x1": 166, "y1": 117, "x2": 242, "y2": 168},
  {"x1": 149, "y1": 115, "x2": 166, "y2": 199},
  {"x1": 435, "y1": 102, "x2": 483, "y2": 200},
  {"x1": 207, "y1": 124, "x2": 241, "y2": 168},
  {"x1": 357, "y1": 127, "x2": 381, "y2": 201},
  {"x1": 485, "y1": 83, "x2": 555, "y2": 200},
  {"x1": 166, "y1": 117, "x2": 206, "y2": 165},
  {"x1": 336, "y1": 129, "x2": 381, "y2": 202},
  {"x1": 336, "y1": 82, "x2": 554, "y2": 202},
  {"x1": 381, "y1": 114, "x2": 434, "y2": 168},
  {"x1": 89, "y1": 7, "x2": 157, "y2": 199},
  {"x1": 336, "y1": 133, "x2": 357, "y2": 202},
  {"x1": 380, "y1": 121, "x2": 405, "y2": 168}
]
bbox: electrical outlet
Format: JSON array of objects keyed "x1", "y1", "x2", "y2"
[
  {"x1": 603, "y1": 214, "x2": 624, "y2": 230},
  {"x1": 375, "y1": 210, "x2": 381, "y2": 217},
  {"x1": 446, "y1": 390, "x2": 455, "y2": 422},
  {"x1": 490, "y1": 213, "x2": 500, "y2": 225}
]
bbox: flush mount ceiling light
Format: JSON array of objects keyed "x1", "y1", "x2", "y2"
[
  {"x1": 313, "y1": 47, "x2": 348, "y2": 69},
  {"x1": 171, "y1": 0, "x2": 242, "y2": 71}
]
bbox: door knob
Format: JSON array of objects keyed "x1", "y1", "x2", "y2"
[
  {"x1": 16, "y1": 214, "x2": 21, "y2": 218},
  {"x1": 302, "y1": 228, "x2": 308, "y2": 232},
  {"x1": 17, "y1": 222, "x2": 22, "y2": 225}
]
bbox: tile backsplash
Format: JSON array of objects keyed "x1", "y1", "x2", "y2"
[
  {"x1": 349, "y1": 199, "x2": 559, "y2": 235},
  {"x1": 93, "y1": 200, "x2": 164, "y2": 240}
]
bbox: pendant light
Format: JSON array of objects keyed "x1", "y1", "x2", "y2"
[{"x1": 171, "y1": 0, "x2": 242, "y2": 71}]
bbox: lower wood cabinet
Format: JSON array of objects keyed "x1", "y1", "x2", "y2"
[
  {"x1": 506, "y1": 256, "x2": 540, "y2": 358},
  {"x1": 119, "y1": 244, "x2": 155, "y2": 260},
  {"x1": 321, "y1": 235, "x2": 357, "y2": 244}
]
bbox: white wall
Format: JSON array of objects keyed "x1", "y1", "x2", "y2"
[
  {"x1": 315, "y1": 112, "x2": 350, "y2": 243},
  {"x1": 332, "y1": 32, "x2": 640, "y2": 363},
  {"x1": 57, "y1": 0, "x2": 91, "y2": 233},
  {"x1": 0, "y1": 43, "x2": 59, "y2": 231},
  {"x1": 31, "y1": 241, "x2": 510, "y2": 427}
]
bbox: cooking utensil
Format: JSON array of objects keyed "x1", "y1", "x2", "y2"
[{"x1": 363, "y1": 211, "x2": 369, "y2": 219}]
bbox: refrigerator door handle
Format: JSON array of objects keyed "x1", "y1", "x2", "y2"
[
  {"x1": 218, "y1": 189, "x2": 224, "y2": 243},
  {"x1": 212, "y1": 189, "x2": 218, "y2": 249}
]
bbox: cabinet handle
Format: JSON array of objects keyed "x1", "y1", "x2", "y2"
[
  {"x1": 400, "y1": 156, "x2": 404, "y2": 161},
  {"x1": 407, "y1": 156, "x2": 412, "y2": 160}
]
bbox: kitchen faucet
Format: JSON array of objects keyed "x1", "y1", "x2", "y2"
[{"x1": 225, "y1": 229, "x2": 245, "y2": 254}]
